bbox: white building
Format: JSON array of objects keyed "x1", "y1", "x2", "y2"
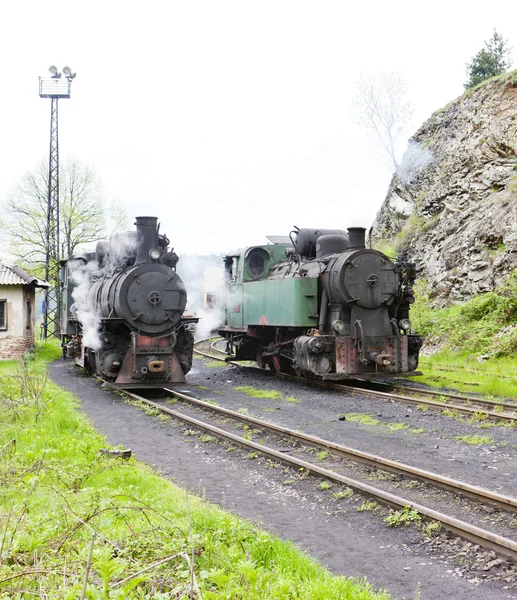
[{"x1": 0, "y1": 263, "x2": 49, "y2": 360}]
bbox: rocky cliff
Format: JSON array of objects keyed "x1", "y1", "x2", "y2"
[{"x1": 373, "y1": 71, "x2": 517, "y2": 304}]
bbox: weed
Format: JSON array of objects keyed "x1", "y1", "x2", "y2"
[
  {"x1": 469, "y1": 410, "x2": 487, "y2": 422},
  {"x1": 285, "y1": 396, "x2": 301, "y2": 404},
  {"x1": 206, "y1": 360, "x2": 226, "y2": 367},
  {"x1": 247, "y1": 451, "x2": 260, "y2": 460},
  {"x1": 421, "y1": 520, "x2": 442, "y2": 536},
  {"x1": 357, "y1": 500, "x2": 379, "y2": 512},
  {"x1": 345, "y1": 413, "x2": 380, "y2": 426},
  {"x1": 384, "y1": 506, "x2": 422, "y2": 527},
  {"x1": 386, "y1": 423, "x2": 408, "y2": 432},
  {"x1": 455, "y1": 434, "x2": 494, "y2": 445},
  {"x1": 442, "y1": 408, "x2": 459, "y2": 418},
  {"x1": 319, "y1": 481, "x2": 332, "y2": 491},
  {"x1": 332, "y1": 488, "x2": 353, "y2": 500},
  {"x1": 183, "y1": 429, "x2": 199, "y2": 436},
  {"x1": 234, "y1": 386, "x2": 282, "y2": 399},
  {"x1": 316, "y1": 450, "x2": 329, "y2": 461},
  {"x1": 199, "y1": 434, "x2": 216, "y2": 443}
]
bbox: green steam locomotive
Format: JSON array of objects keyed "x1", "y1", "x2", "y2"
[{"x1": 218, "y1": 227, "x2": 421, "y2": 379}]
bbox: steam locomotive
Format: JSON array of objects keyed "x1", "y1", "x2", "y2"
[
  {"x1": 218, "y1": 227, "x2": 421, "y2": 379},
  {"x1": 59, "y1": 216, "x2": 197, "y2": 388}
]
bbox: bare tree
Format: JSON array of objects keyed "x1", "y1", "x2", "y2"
[
  {"x1": 352, "y1": 72, "x2": 414, "y2": 172},
  {"x1": 0, "y1": 157, "x2": 108, "y2": 279}
]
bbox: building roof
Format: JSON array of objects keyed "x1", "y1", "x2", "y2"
[{"x1": 0, "y1": 262, "x2": 50, "y2": 288}]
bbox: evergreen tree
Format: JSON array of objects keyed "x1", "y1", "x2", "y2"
[{"x1": 465, "y1": 29, "x2": 512, "y2": 89}]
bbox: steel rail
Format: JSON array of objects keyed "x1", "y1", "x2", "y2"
[
  {"x1": 321, "y1": 380, "x2": 517, "y2": 422},
  {"x1": 162, "y1": 388, "x2": 517, "y2": 512},
  {"x1": 123, "y1": 389, "x2": 517, "y2": 562},
  {"x1": 351, "y1": 379, "x2": 517, "y2": 413}
]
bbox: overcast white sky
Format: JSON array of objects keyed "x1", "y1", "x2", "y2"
[{"x1": 0, "y1": 1, "x2": 515, "y2": 256}]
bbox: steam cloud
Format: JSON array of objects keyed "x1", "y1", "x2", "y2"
[
  {"x1": 68, "y1": 259, "x2": 102, "y2": 350},
  {"x1": 397, "y1": 141, "x2": 434, "y2": 184},
  {"x1": 68, "y1": 232, "x2": 139, "y2": 349},
  {"x1": 176, "y1": 255, "x2": 224, "y2": 340}
]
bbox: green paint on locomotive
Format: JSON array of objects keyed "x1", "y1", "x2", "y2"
[
  {"x1": 243, "y1": 278, "x2": 318, "y2": 327},
  {"x1": 224, "y1": 243, "x2": 318, "y2": 328}
]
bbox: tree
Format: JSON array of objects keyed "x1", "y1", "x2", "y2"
[
  {"x1": 0, "y1": 157, "x2": 117, "y2": 281},
  {"x1": 352, "y1": 72, "x2": 414, "y2": 172},
  {"x1": 464, "y1": 29, "x2": 512, "y2": 89}
]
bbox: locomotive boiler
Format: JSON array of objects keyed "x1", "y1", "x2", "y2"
[
  {"x1": 218, "y1": 227, "x2": 421, "y2": 378},
  {"x1": 59, "y1": 216, "x2": 197, "y2": 387}
]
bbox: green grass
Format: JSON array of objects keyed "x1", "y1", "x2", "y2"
[
  {"x1": 205, "y1": 359, "x2": 227, "y2": 367},
  {"x1": 234, "y1": 385, "x2": 283, "y2": 400},
  {"x1": 286, "y1": 396, "x2": 302, "y2": 404},
  {"x1": 411, "y1": 352, "x2": 517, "y2": 398},
  {"x1": 357, "y1": 500, "x2": 380, "y2": 512},
  {"x1": 332, "y1": 489, "x2": 353, "y2": 501},
  {"x1": 384, "y1": 506, "x2": 422, "y2": 528},
  {"x1": 344, "y1": 413, "x2": 424, "y2": 435},
  {"x1": 0, "y1": 342, "x2": 391, "y2": 599},
  {"x1": 409, "y1": 274, "x2": 517, "y2": 398},
  {"x1": 455, "y1": 434, "x2": 494, "y2": 445}
]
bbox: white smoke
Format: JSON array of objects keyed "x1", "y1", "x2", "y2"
[
  {"x1": 68, "y1": 232, "x2": 140, "y2": 350},
  {"x1": 397, "y1": 141, "x2": 434, "y2": 184},
  {"x1": 176, "y1": 255, "x2": 225, "y2": 340},
  {"x1": 68, "y1": 259, "x2": 103, "y2": 350},
  {"x1": 108, "y1": 231, "x2": 139, "y2": 267}
]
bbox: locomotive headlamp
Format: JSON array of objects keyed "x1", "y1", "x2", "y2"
[
  {"x1": 399, "y1": 318, "x2": 412, "y2": 331},
  {"x1": 332, "y1": 319, "x2": 345, "y2": 333},
  {"x1": 149, "y1": 248, "x2": 161, "y2": 261}
]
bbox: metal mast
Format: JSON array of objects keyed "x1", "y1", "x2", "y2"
[{"x1": 39, "y1": 66, "x2": 76, "y2": 337}]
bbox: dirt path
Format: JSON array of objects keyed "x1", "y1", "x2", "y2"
[{"x1": 48, "y1": 358, "x2": 517, "y2": 600}]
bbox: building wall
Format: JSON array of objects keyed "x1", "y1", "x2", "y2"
[{"x1": 0, "y1": 285, "x2": 36, "y2": 360}]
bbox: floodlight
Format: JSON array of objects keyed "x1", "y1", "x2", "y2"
[
  {"x1": 49, "y1": 65, "x2": 58, "y2": 75},
  {"x1": 63, "y1": 66, "x2": 71, "y2": 76}
]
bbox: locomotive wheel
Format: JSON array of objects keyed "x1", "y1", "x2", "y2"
[
  {"x1": 256, "y1": 348, "x2": 266, "y2": 369},
  {"x1": 176, "y1": 327, "x2": 195, "y2": 374},
  {"x1": 267, "y1": 355, "x2": 294, "y2": 374}
]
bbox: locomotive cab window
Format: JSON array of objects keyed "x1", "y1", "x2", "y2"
[{"x1": 246, "y1": 248, "x2": 270, "y2": 279}]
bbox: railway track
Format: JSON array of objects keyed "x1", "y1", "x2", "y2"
[
  {"x1": 122, "y1": 386, "x2": 517, "y2": 563},
  {"x1": 194, "y1": 338, "x2": 517, "y2": 423}
]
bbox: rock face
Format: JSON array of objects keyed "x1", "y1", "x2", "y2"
[{"x1": 372, "y1": 71, "x2": 517, "y2": 304}]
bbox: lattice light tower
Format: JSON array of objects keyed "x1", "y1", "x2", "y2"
[{"x1": 39, "y1": 65, "x2": 76, "y2": 338}]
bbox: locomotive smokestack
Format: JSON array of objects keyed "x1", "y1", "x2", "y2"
[
  {"x1": 135, "y1": 216, "x2": 159, "y2": 264},
  {"x1": 347, "y1": 227, "x2": 366, "y2": 250}
]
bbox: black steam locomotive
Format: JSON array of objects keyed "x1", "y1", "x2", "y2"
[
  {"x1": 218, "y1": 226, "x2": 422, "y2": 379},
  {"x1": 59, "y1": 216, "x2": 197, "y2": 388}
]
